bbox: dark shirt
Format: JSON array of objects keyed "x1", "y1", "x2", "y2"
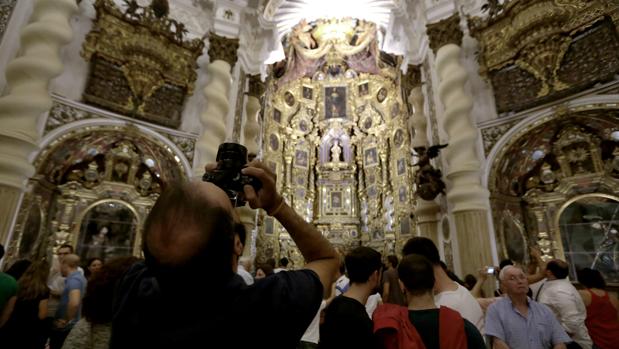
[
  {"x1": 319, "y1": 295, "x2": 375, "y2": 349},
  {"x1": 110, "y1": 261, "x2": 322, "y2": 349},
  {"x1": 409, "y1": 309, "x2": 486, "y2": 349},
  {"x1": 0, "y1": 289, "x2": 50, "y2": 348}
]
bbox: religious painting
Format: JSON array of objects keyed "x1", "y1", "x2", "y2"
[
  {"x1": 377, "y1": 87, "x2": 388, "y2": 103},
  {"x1": 358, "y1": 82, "x2": 369, "y2": 96},
  {"x1": 397, "y1": 158, "x2": 406, "y2": 176},
  {"x1": 324, "y1": 86, "x2": 347, "y2": 119},
  {"x1": 284, "y1": 91, "x2": 295, "y2": 106},
  {"x1": 273, "y1": 108, "x2": 282, "y2": 123},
  {"x1": 364, "y1": 147, "x2": 378, "y2": 167},
  {"x1": 331, "y1": 192, "x2": 342, "y2": 209},
  {"x1": 294, "y1": 150, "x2": 308, "y2": 167},
  {"x1": 394, "y1": 129, "x2": 404, "y2": 148},
  {"x1": 303, "y1": 86, "x2": 313, "y2": 100},
  {"x1": 269, "y1": 134, "x2": 279, "y2": 151},
  {"x1": 401, "y1": 216, "x2": 411, "y2": 235},
  {"x1": 265, "y1": 217, "x2": 274, "y2": 235},
  {"x1": 299, "y1": 119, "x2": 309, "y2": 132},
  {"x1": 398, "y1": 186, "x2": 407, "y2": 203},
  {"x1": 367, "y1": 185, "x2": 377, "y2": 197},
  {"x1": 363, "y1": 117, "x2": 372, "y2": 130},
  {"x1": 391, "y1": 103, "x2": 400, "y2": 119},
  {"x1": 372, "y1": 230, "x2": 384, "y2": 240}
]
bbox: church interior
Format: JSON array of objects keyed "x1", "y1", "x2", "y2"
[{"x1": 0, "y1": 0, "x2": 618, "y2": 290}]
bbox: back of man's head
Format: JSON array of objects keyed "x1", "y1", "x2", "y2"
[
  {"x1": 59, "y1": 244, "x2": 74, "y2": 253},
  {"x1": 546, "y1": 259, "x2": 569, "y2": 279},
  {"x1": 142, "y1": 181, "x2": 235, "y2": 280},
  {"x1": 402, "y1": 237, "x2": 440, "y2": 265},
  {"x1": 63, "y1": 254, "x2": 81, "y2": 269},
  {"x1": 387, "y1": 255, "x2": 398, "y2": 268},
  {"x1": 345, "y1": 246, "x2": 382, "y2": 284},
  {"x1": 398, "y1": 254, "x2": 435, "y2": 296},
  {"x1": 279, "y1": 257, "x2": 289, "y2": 268}
]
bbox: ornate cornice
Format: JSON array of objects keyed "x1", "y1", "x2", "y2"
[
  {"x1": 247, "y1": 74, "x2": 265, "y2": 98},
  {"x1": 426, "y1": 14, "x2": 463, "y2": 53},
  {"x1": 208, "y1": 32, "x2": 239, "y2": 67}
]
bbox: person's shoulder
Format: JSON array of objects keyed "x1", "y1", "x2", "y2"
[
  {"x1": 0, "y1": 272, "x2": 17, "y2": 287},
  {"x1": 531, "y1": 299, "x2": 555, "y2": 316},
  {"x1": 487, "y1": 296, "x2": 508, "y2": 312}
]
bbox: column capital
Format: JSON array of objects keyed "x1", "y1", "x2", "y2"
[
  {"x1": 247, "y1": 74, "x2": 265, "y2": 98},
  {"x1": 208, "y1": 32, "x2": 239, "y2": 67},
  {"x1": 402, "y1": 64, "x2": 422, "y2": 96},
  {"x1": 426, "y1": 14, "x2": 463, "y2": 54}
]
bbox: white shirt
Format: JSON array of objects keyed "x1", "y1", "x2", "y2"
[
  {"x1": 435, "y1": 282, "x2": 485, "y2": 334},
  {"x1": 301, "y1": 300, "x2": 327, "y2": 344},
  {"x1": 365, "y1": 293, "x2": 382, "y2": 318},
  {"x1": 237, "y1": 265, "x2": 254, "y2": 285},
  {"x1": 537, "y1": 278, "x2": 592, "y2": 349}
]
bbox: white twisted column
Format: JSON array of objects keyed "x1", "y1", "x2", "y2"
[
  {"x1": 428, "y1": 14, "x2": 492, "y2": 278},
  {"x1": 0, "y1": 0, "x2": 77, "y2": 245},
  {"x1": 195, "y1": 33, "x2": 239, "y2": 175},
  {"x1": 235, "y1": 74, "x2": 264, "y2": 257},
  {"x1": 243, "y1": 74, "x2": 263, "y2": 155},
  {"x1": 409, "y1": 82, "x2": 440, "y2": 243}
]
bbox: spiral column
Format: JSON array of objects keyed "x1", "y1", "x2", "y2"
[
  {"x1": 0, "y1": 0, "x2": 77, "y2": 245},
  {"x1": 427, "y1": 14, "x2": 492, "y2": 276},
  {"x1": 406, "y1": 65, "x2": 441, "y2": 244},
  {"x1": 195, "y1": 33, "x2": 239, "y2": 175}
]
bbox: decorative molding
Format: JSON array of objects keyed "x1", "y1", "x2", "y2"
[
  {"x1": 0, "y1": 0, "x2": 17, "y2": 45},
  {"x1": 402, "y1": 64, "x2": 421, "y2": 99},
  {"x1": 480, "y1": 119, "x2": 520, "y2": 157},
  {"x1": 426, "y1": 14, "x2": 463, "y2": 53},
  {"x1": 207, "y1": 32, "x2": 239, "y2": 67},
  {"x1": 46, "y1": 95, "x2": 197, "y2": 165}
]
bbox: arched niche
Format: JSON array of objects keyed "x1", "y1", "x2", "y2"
[
  {"x1": 487, "y1": 108, "x2": 619, "y2": 265},
  {"x1": 76, "y1": 199, "x2": 140, "y2": 263},
  {"x1": 9, "y1": 123, "x2": 186, "y2": 262},
  {"x1": 555, "y1": 193, "x2": 619, "y2": 285}
]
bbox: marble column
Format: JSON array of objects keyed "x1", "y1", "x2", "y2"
[
  {"x1": 405, "y1": 65, "x2": 441, "y2": 243},
  {"x1": 0, "y1": 0, "x2": 77, "y2": 245},
  {"x1": 236, "y1": 74, "x2": 264, "y2": 256},
  {"x1": 427, "y1": 15, "x2": 492, "y2": 277},
  {"x1": 195, "y1": 33, "x2": 239, "y2": 175}
]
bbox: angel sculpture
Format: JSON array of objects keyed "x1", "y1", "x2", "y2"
[
  {"x1": 481, "y1": 0, "x2": 503, "y2": 19},
  {"x1": 413, "y1": 144, "x2": 448, "y2": 201},
  {"x1": 150, "y1": 0, "x2": 170, "y2": 18}
]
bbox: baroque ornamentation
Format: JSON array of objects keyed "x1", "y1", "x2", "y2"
[
  {"x1": 401, "y1": 64, "x2": 421, "y2": 102},
  {"x1": 82, "y1": 0, "x2": 204, "y2": 128},
  {"x1": 480, "y1": 119, "x2": 520, "y2": 156},
  {"x1": 258, "y1": 18, "x2": 414, "y2": 258},
  {"x1": 469, "y1": 0, "x2": 619, "y2": 113},
  {"x1": 426, "y1": 14, "x2": 463, "y2": 54},
  {"x1": 207, "y1": 32, "x2": 239, "y2": 67}
]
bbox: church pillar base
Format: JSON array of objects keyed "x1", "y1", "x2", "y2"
[{"x1": 454, "y1": 209, "x2": 494, "y2": 295}]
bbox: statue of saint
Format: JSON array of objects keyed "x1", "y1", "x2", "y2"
[{"x1": 330, "y1": 141, "x2": 342, "y2": 162}]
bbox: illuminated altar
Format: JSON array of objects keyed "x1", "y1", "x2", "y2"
[{"x1": 256, "y1": 19, "x2": 415, "y2": 263}]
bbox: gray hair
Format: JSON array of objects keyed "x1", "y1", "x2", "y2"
[{"x1": 499, "y1": 265, "x2": 521, "y2": 282}]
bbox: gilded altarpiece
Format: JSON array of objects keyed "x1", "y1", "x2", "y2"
[
  {"x1": 489, "y1": 110, "x2": 619, "y2": 285},
  {"x1": 255, "y1": 19, "x2": 415, "y2": 265}
]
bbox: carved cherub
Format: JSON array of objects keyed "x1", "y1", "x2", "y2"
[
  {"x1": 150, "y1": 0, "x2": 170, "y2": 18},
  {"x1": 481, "y1": 0, "x2": 503, "y2": 19},
  {"x1": 291, "y1": 20, "x2": 317, "y2": 50},
  {"x1": 413, "y1": 144, "x2": 448, "y2": 201}
]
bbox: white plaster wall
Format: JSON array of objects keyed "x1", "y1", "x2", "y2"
[{"x1": 49, "y1": 0, "x2": 95, "y2": 100}]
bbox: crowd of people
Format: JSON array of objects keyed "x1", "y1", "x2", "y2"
[{"x1": 0, "y1": 160, "x2": 617, "y2": 349}]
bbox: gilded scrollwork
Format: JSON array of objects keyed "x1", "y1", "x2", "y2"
[
  {"x1": 82, "y1": 0, "x2": 204, "y2": 128},
  {"x1": 469, "y1": 0, "x2": 619, "y2": 113},
  {"x1": 207, "y1": 32, "x2": 239, "y2": 67}
]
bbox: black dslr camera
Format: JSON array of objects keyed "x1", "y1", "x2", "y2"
[{"x1": 202, "y1": 143, "x2": 262, "y2": 207}]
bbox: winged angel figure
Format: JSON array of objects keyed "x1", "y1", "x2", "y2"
[{"x1": 413, "y1": 144, "x2": 448, "y2": 201}]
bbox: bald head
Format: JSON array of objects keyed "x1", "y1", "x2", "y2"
[
  {"x1": 61, "y1": 254, "x2": 80, "y2": 276},
  {"x1": 143, "y1": 181, "x2": 237, "y2": 271}
]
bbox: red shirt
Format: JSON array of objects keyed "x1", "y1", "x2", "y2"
[{"x1": 584, "y1": 289, "x2": 619, "y2": 349}]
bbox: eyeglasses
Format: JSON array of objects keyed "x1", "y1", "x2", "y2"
[{"x1": 57, "y1": 252, "x2": 70, "y2": 256}]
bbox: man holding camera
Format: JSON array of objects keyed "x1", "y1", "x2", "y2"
[{"x1": 109, "y1": 156, "x2": 339, "y2": 349}]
